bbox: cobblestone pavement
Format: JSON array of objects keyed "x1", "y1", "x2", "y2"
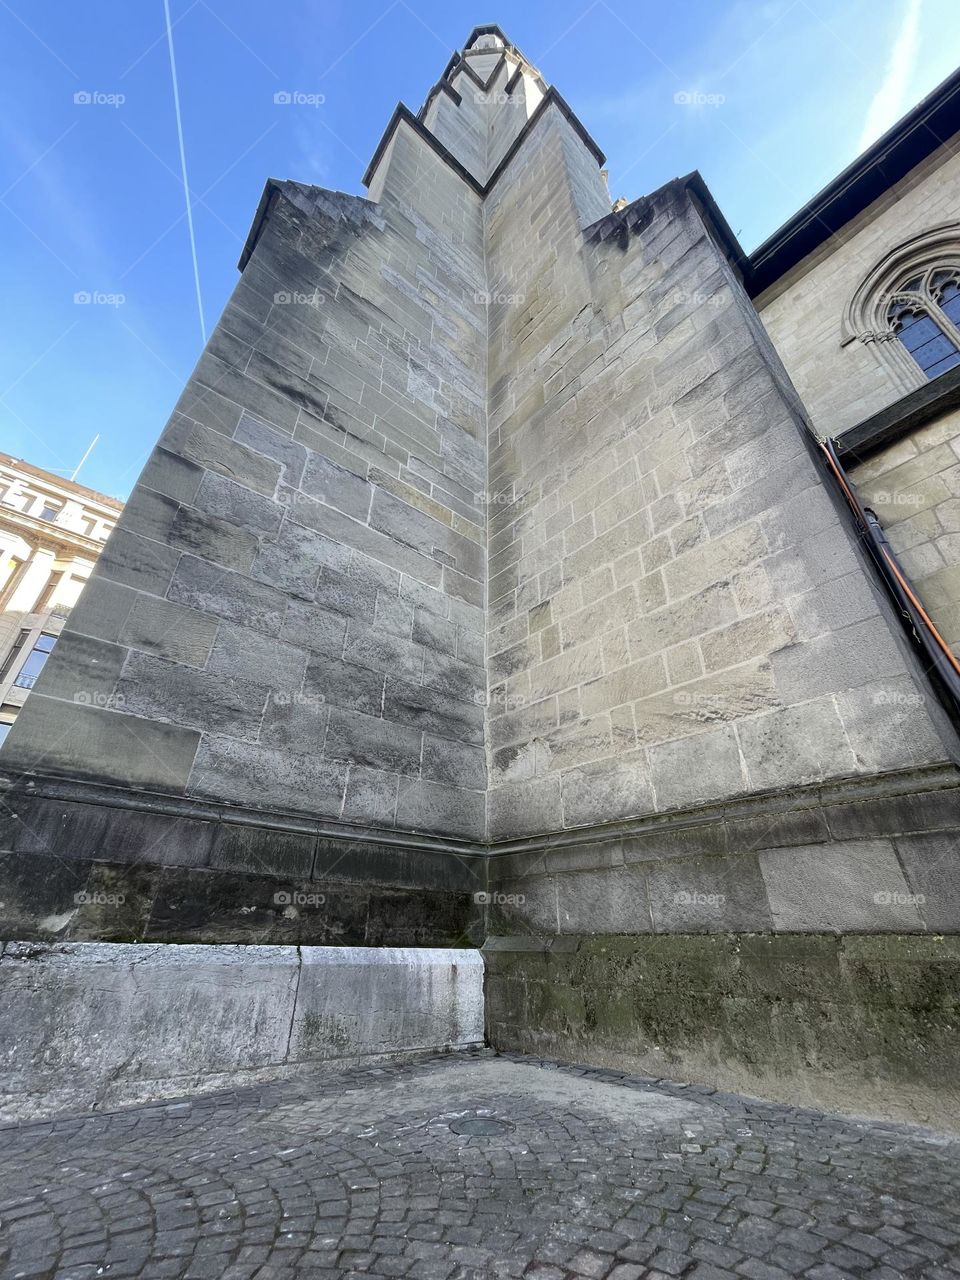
[{"x1": 1, "y1": 1051, "x2": 959, "y2": 1280}]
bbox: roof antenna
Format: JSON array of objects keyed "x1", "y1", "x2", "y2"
[{"x1": 71, "y1": 434, "x2": 100, "y2": 483}]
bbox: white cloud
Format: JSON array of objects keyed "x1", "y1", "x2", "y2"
[{"x1": 857, "y1": 0, "x2": 922, "y2": 152}]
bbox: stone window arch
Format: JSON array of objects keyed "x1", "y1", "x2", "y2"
[{"x1": 842, "y1": 224, "x2": 960, "y2": 392}]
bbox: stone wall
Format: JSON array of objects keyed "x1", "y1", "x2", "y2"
[
  {"x1": 0, "y1": 943, "x2": 484, "y2": 1120},
  {"x1": 756, "y1": 142, "x2": 960, "y2": 436},
  {"x1": 1, "y1": 129, "x2": 489, "y2": 855},
  {"x1": 2, "y1": 26, "x2": 959, "y2": 973},
  {"x1": 484, "y1": 764, "x2": 960, "y2": 937},
  {"x1": 484, "y1": 933, "x2": 960, "y2": 1127},
  {"x1": 482, "y1": 128, "x2": 954, "y2": 844},
  {"x1": 849, "y1": 405, "x2": 960, "y2": 649},
  {"x1": 0, "y1": 775, "x2": 485, "y2": 945}
]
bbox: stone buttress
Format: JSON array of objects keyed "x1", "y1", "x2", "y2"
[{"x1": 2, "y1": 26, "x2": 960, "y2": 1118}]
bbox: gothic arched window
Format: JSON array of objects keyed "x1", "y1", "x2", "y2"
[
  {"x1": 842, "y1": 225, "x2": 960, "y2": 393},
  {"x1": 887, "y1": 268, "x2": 960, "y2": 380}
]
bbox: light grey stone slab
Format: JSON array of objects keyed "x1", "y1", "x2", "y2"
[
  {"x1": 0, "y1": 695, "x2": 200, "y2": 792},
  {"x1": 325, "y1": 707, "x2": 422, "y2": 776},
  {"x1": 759, "y1": 841, "x2": 925, "y2": 931},
  {"x1": 397, "y1": 777, "x2": 485, "y2": 839},
  {"x1": 647, "y1": 853, "x2": 775, "y2": 933},
  {"x1": 647, "y1": 727, "x2": 745, "y2": 812},
  {"x1": 119, "y1": 594, "x2": 219, "y2": 669},
  {"x1": 561, "y1": 754, "x2": 657, "y2": 828},
  {"x1": 0, "y1": 943, "x2": 483, "y2": 1120},
  {"x1": 555, "y1": 866, "x2": 651, "y2": 934},
  {"x1": 188, "y1": 736, "x2": 347, "y2": 815},
  {"x1": 290, "y1": 947, "x2": 484, "y2": 1059},
  {"x1": 168, "y1": 555, "x2": 287, "y2": 636},
  {"x1": 894, "y1": 832, "x2": 960, "y2": 931},
  {"x1": 737, "y1": 700, "x2": 857, "y2": 792},
  {"x1": 421, "y1": 733, "x2": 486, "y2": 790},
  {"x1": 206, "y1": 621, "x2": 308, "y2": 692}
]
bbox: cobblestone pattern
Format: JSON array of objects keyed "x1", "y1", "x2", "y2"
[{"x1": 1, "y1": 1051, "x2": 959, "y2": 1280}]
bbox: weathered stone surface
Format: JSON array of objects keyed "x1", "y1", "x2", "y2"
[
  {"x1": 486, "y1": 934, "x2": 960, "y2": 1126},
  {"x1": 759, "y1": 840, "x2": 924, "y2": 931},
  {"x1": 0, "y1": 943, "x2": 483, "y2": 1118},
  {"x1": 1, "y1": 695, "x2": 200, "y2": 792},
  {"x1": 325, "y1": 706, "x2": 422, "y2": 776},
  {"x1": 290, "y1": 947, "x2": 483, "y2": 1060},
  {"x1": 188, "y1": 735, "x2": 347, "y2": 814},
  {"x1": 1, "y1": 26, "x2": 957, "y2": 953},
  {"x1": 397, "y1": 777, "x2": 484, "y2": 840},
  {"x1": 648, "y1": 727, "x2": 746, "y2": 811},
  {"x1": 118, "y1": 594, "x2": 220, "y2": 668}
]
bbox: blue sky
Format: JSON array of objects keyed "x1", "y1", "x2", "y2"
[{"x1": 0, "y1": 0, "x2": 956, "y2": 500}]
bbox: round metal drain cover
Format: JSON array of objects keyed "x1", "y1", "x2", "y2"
[{"x1": 449, "y1": 1116, "x2": 514, "y2": 1136}]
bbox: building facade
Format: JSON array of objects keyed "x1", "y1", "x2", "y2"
[
  {"x1": 2, "y1": 28, "x2": 960, "y2": 1120},
  {"x1": 0, "y1": 455, "x2": 121, "y2": 744},
  {"x1": 752, "y1": 69, "x2": 960, "y2": 653}
]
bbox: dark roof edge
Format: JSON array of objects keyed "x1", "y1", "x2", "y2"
[
  {"x1": 746, "y1": 64, "x2": 960, "y2": 299},
  {"x1": 417, "y1": 77, "x2": 462, "y2": 121},
  {"x1": 361, "y1": 102, "x2": 486, "y2": 193},
  {"x1": 582, "y1": 172, "x2": 748, "y2": 278},
  {"x1": 238, "y1": 179, "x2": 282, "y2": 271},
  {"x1": 683, "y1": 171, "x2": 749, "y2": 278},
  {"x1": 361, "y1": 86, "x2": 605, "y2": 195},
  {"x1": 835, "y1": 363, "x2": 960, "y2": 463}
]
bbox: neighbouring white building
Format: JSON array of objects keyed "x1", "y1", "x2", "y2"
[{"x1": 0, "y1": 453, "x2": 122, "y2": 742}]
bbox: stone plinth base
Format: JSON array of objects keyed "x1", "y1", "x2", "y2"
[
  {"x1": 0, "y1": 942, "x2": 484, "y2": 1121},
  {"x1": 484, "y1": 933, "x2": 960, "y2": 1128}
]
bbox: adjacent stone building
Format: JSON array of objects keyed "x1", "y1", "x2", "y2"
[
  {"x1": 0, "y1": 454, "x2": 121, "y2": 743},
  {"x1": 2, "y1": 28, "x2": 959, "y2": 1120}
]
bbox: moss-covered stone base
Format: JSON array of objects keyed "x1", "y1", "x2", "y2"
[{"x1": 484, "y1": 933, "x2": 960, "y2": 1128}]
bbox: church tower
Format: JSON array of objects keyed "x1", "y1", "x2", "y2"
[{"x1": 2, "y1": 27, "x2": 958, "y2": 1117}]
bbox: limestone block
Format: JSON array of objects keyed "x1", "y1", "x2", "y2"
[
  {"x1": 342, "y1": 766, "x2": 400, "y2": 827},
  {"x1": 121, "y1": 487, "x2": 259, "y2": 573},
  {"x1": 116, "y1": 652, "x2": 270, "y2": 740},
  {"x1": 555, "y1": 865, "x2": 650, "y2": 934},
  {"x1": 396, "y1": 778, "x2": 484, "y2": 839},
  {"x1": 560, "y1": 752, "x2": 657, "y2": 828},
  {"x1": 894, "y1": 832, "x2": 960, "y2": 930},
  {"x1": 164, "y1": 416, "x2": 284, "y2": 496},
  {"x1": 647, "y1": 853, "x2": 774, "y2": 933},
  {"x1": 169, "y1": 555, "x2": 287, "y2": 636},
  {"x1": 737, "y1": 700, "x2": 858, "y2": 791},
  {"x1": 325, "y1": 707, "x2": 422, "y2": 776},
  {"x1": 119, "y1": 594, "x2": 220, "y2": 669},
  {"x1": 290, "y1": 947, "x2": 483, "y2": 1059},
  {"x1": 759, "y1": 841, "x2": 925, "y2": 931},
  {"x1": 648, "y1": 726, "x2": 746, "y2": 811},
  {"x1": 487, "y1": 775, "x2": 562, "y2": 841},
  {"x1": 0, "y1": 943, "x2": 484, "y2": 1118},
  {"x1": 1, "y1": 696, "x2": 200, "y2": 792},
  {"x1": 189, "y1": 735, "x2": 347, "y2": 815},
  {"x1": 28, "y1": 631, "x2": 127, "y2": 705}
]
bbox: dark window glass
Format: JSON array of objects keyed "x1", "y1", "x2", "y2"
[
  {"x1": 39, "y1": 505, "x2": 60, "y2": 522},
  {"x1": 940, "y1": 281, "x2": 960, "y2": 328},
  {"x1": 0, "y1": 723, "x2": 10, "y2": 746},
  {"x1": 891, "y1": 296, "x2": 960, "y2": 380},
  {"x1": 925, "y1": 349, "x2": 960, "y2": 379},
  {"x1": 13, "y1": 633, "x2": 57, "y2": 690}
]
